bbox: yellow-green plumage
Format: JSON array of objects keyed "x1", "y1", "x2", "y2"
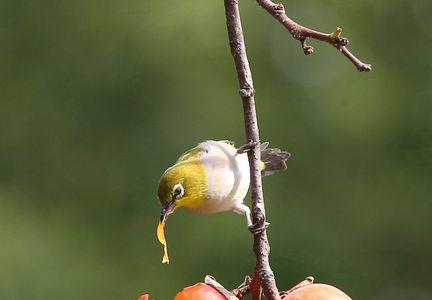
[{"x1": 157, "y1": 160, "x2": 207, "y2": 210}]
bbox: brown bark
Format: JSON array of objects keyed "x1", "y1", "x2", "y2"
[
  {"x1": 223, "y1": 1, "x2": 371, "y2": 299},
  {"x1": 224, "y1": 0, "x2": 281, "y2": 299}
]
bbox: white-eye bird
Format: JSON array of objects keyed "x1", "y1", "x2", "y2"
[
  {"x1": 156, "y1": 140, "x2": 290, "y2": 263},
  {"x1": 158, "y1": 140, "x2": 290, "y2": 226}
]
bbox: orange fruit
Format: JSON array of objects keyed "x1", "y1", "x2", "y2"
[
  {"x1": 282, "y1": 283, "x2": 352, "y2": 300},
  {"x1": 174, "y1": 283, "x2": 226, "y2": 300}
]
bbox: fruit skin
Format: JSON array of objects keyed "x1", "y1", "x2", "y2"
[
  {"x1": 282, "y1": 283, "x2": 352, "y2": 300},
  {"x1": 174, "y1": 283, "x2": 227, "y2": 300},
  {"x1": 137, "y1": 295, "x2": 150, "y2": 300}
]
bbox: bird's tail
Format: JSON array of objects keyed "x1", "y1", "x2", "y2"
[{"x1": 260, "y1": 142, "x2": 290, "y2": 176}]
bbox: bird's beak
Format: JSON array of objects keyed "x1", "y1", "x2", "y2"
[{"x1": 160, "y1": 201, "x2": 176, "y2": 224}]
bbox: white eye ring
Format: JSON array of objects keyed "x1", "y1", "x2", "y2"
[{"x1": 172, "y1": 183, "x2": 184, "y2": 199}]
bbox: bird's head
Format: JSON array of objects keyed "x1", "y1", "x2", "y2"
[{"x1": 157, "y1": 162, "x2": 207, "y2": 223}]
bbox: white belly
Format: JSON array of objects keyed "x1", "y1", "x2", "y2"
[{"x1": 188, "y1": 140, "x2": 250, "y2": 214}]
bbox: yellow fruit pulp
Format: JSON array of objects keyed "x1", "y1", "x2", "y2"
[{"x1": 157, "y1": 221, "x2": 169, "y2": 264}]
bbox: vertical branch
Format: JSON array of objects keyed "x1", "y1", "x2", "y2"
[{"x1": 223, "y1": 0, "x2": 280, "y2": 299}]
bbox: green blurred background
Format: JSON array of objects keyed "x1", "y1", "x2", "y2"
[{"x1": 1, "y1": 0, "x2": 431, "y2": 299}]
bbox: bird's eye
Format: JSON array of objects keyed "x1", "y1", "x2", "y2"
[{"x1": 172, "y1": 183, "x2": 184, "y2": 200}]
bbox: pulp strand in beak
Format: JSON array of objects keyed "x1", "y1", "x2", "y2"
[{"x1": 157, "y1": 221, "x2": 169, "y2": 264}]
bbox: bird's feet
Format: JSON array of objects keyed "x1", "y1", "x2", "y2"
[
  {"x1": 248, "y1": 221, "x2": 270, "y2": 235},
  {"x1": 237, "y1": 140, "x2": 260, "y2": 154}
]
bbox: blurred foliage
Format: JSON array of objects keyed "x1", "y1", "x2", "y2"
[{"x1": 1, "y1": 0, "x2": 431, "y2": 299}]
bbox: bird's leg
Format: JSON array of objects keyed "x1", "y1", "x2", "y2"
[
  {"x1": 233, "y1": 204, "x2": 253, "y2": 227},
  {"x1": 237, "y1": 140, "x2": 260, "y2": 154},
  {"x1": 233, "y1": 204, "x2": 270, "y2": 234}
]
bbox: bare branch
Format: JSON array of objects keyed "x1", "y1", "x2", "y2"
[
  {"x1": 256, "y1": 0, "x2": 372, "y2": 72},
  {"x1": 223, "y1": 0, "x2": 281, "y2": 299},
  {"x1": 223, "y1": 0, "x2": 372, "y2": 298}
]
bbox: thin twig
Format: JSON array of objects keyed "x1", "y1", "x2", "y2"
[
  {"x1": 205, "y1": 275, "x2": 239, "y2": 300},
  {"x1": 223, "y1": 0, "x2": 281, "y2": 299},
  {"x1": 256, "y1": 0, "x2": 372, "y2": 72},
  {"x1": 232, "y1": 276, "x2": 252, "y2": 300}
]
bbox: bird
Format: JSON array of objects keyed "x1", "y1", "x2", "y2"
[{"x1": 156, "y1": 140, "x2": 289, "y2": 263}]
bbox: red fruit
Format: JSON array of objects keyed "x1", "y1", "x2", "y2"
[
  {"x1": 174, "y1": 283, "x2": 227, "y2": 300},
  {"x1": 137, "y1": 295, "x2": 150, "y2": 300},
  {"x1": 282, "y1": 283, "x2": 352, "y2": 300}
]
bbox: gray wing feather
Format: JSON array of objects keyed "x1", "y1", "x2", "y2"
[{"x1": 260, "y1": 143, "x2": 290, "y2": 176}]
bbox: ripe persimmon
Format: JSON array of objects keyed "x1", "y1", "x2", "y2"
[
  {"x1": 282, "y1": 283, "x2": 352, "y2": 300},
  {"x1": 174, "y1": 283, "x2": 226, "y2": 300}
]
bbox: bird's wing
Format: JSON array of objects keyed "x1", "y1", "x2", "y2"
[{"x1": 176, "y1": 146, "x2": 206, "y2": 163}]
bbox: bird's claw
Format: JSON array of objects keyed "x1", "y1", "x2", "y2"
[
  {"x1": 237, "y1": 140, "x2": 260, "y2": 154},
  {"x1": 248, "y1": 221, "x2": 270, "y2": 235}
]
